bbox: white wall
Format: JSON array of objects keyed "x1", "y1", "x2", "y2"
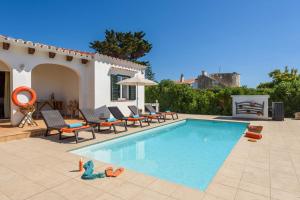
[
  {"x1": 0, "y1": 44, "x2": 94, "y2": 125},
  {"x1": 231, "y1": 95, "x2": 269, "y2": 119},
  {"x1": 0, "y1": 42, "x2": 145, "y2": 125},
  {"x1": 93, "y1": 60, "x2": 145, "y2": 117},
  {"x1": 32, "y1": 64, "x2": 79, "y2": 110}
]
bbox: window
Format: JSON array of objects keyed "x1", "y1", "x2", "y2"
[{"x1": 111, "y1": 75, "x2": 136, "y2": 101}]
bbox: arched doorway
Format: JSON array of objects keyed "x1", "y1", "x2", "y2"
[
  {"x1": 31, "y1": 64, "x2": 80, "y2": 117},
  {"x1": 0, "y1": 60, "x2": 11, "y2": 119}
]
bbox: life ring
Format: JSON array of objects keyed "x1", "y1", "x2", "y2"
[{"x1": 12, "y1": 86, "x2": 37, "y2": 107}]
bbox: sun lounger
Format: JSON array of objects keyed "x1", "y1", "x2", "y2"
[
  {"x1": 41, "y1": 110, "x2": 95, "y2": 143},
  {"x1": 128, "y1": 105, "x2": 165, "y2": 123},
  {"x1": 108, "y1": 106, "x2": 150, "y2": 127},
  {"x1": 79, "y1": 108, "x2": 127, "y2": 134},
  {"x1": 145, "y1": 105, "x2": 178, "y2": 120}
]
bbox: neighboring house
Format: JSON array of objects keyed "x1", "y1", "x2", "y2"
[
  {"x1": 175, "y1": 71, "x2": 240, "y2": 89},
  {"x1": 197, "y1": 71, "x2": 240, "y2": 89},
  {"x1": 175, "y1": 74, "x2": 198, "y2": 89},
  {"x1": 0, "y1": 35, "x2": 146, "y2": 125}
]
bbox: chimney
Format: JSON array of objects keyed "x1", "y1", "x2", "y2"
[{"x1": 180, "y1": 73, "x2": 184, "y2": 82}]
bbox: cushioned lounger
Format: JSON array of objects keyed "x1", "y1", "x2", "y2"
[
  {"x1": 41, "y1": 110, "x2": 95, "y2": 143},
  {"x1": 145, "y1": 105, "x2": 178, "y2": 120},
  {"x1": 79, "y1": 108, "x2": 127, "y2": 134},
  {"x1": 128, "y1": 105, "x2": 165, "y2": 123},
  {"x1": 108, "y1": 106, "x2": 150, "y2": 128}
]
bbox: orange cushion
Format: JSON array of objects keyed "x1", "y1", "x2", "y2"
[
  {"x1": 248, "y1": 125, "x2": 263, "y2": 133},
  {"x1": 127, "y1": 117, "x2": 145, "y2": 121},
  {"x1": 100, "y1": 120, "x2": 122, "y2": 127},
  {"x1": 245, "y1": 131, "x2": 262, "y2": 139},
  {"x1": 148, "y1": 114, "x2": 160, "y2": 118},
  {"x1": 60, "y1": 125, "x2": 90, "y2": 133}
]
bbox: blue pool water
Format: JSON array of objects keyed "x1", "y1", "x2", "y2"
[{"x1": 71, "y1": 119, "x2": 248, "y2": 190}]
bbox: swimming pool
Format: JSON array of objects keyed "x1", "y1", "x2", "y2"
[{"x1": 71, "y1": 119, "x2": 248, "y2": 190}]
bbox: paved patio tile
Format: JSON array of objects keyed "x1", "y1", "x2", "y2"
[
  {"x1": 203, "y1": 193, "x2": 224, "y2": 200},
  {"x1": 27, "y1": 190, "x2": 67, "y2": 200},
  {"x1": 1, "y1": 115, "x2": 300, "y2": 200},
  {"x1": 50, "y1": 179, "x2": 103, "y2": 200},
  {"x1": 206, "y1": 183, "x2": 237, "y2": 200},
  {"x1": 108, "y1": 182, "x2": 144, "y2": 200},
  {"x1": 217, "y1": 165, "x2": 244, "y2": 180},
  {"x1": 0, "y1": 176, "x2": 46, "y2": 200},
  {"x1": 132, "y1": 189, "x2": 170, "y2": 200},
  {"x1": 241, "y1": 166, "x2": 270, "y2": 187},
  {"x1": 270, "y1": 188, "x2": 300, "y2": 200},
  {"x1": 98, "y1": 178, "x2": 126, "y2": 192},
  {"x1": 238, "y1": 181, "x2": 270, "y2": 197},
  {"x1": 147, "y1": 179, "x2": 180, "y2": 196},
  {"x1": 212, "y1": 174, "x2": 240, "y2": 188},
  {"x1": 270, "y1": 161, "x2": 297, "y2": 176},
  {"x1": 94, "y1": 193, "x2": 123, "y2": 200},
  {"x1": 0, "y1": 165, "x2": 18, "y2": 184},
  {"x1": 170, "y1": 186, "x2": 205, "y2": 200},
  {"x1": 127, "y1": 173, "x2": 157, "y2": 187},
  {"x1": 246, "y1": 160, "x2": 269, "y2": 170},
  {"x1": 46, "y1": 160, "x2": 82, "y2": 178},
  {"x1": 0, "y1": 192, "x2": 10, "y2": 200},
  {"x1": 270, "y1": 172, "x2": 300, "y2": 194},
  {"x1": 235, "y1": 190, "x2": 269, "y2": 200},
  {"x1": 117, "y1": 168, "x2": 140, "y2": 182}
]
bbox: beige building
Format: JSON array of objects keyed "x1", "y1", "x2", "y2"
[{"x1": 175, "y1": 71, "x2": 240, "y2": 89}]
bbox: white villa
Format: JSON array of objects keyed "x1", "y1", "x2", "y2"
[{"x1": 0, "y1": 35, "x2": 146, "y2": 126}]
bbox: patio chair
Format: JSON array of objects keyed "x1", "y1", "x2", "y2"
[
  {"x1": 145, "y1": 105, "x2": 178, "y2": 120},
  {"x1": 128, "y1": 105, "x2": 165, "y2": 123},
  {"x1": 79, "y1": 108, "x2": 127, "y2": 134},
  {"x1": 41, "y1": 110, "x2": 95, "y2": 143},
  {"x1": 108, "y1": 106, "x2": 150, "y2": 128}
]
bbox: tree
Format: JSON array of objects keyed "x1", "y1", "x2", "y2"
[
  {"x1": 90, "y1": 30, "x2": 155, "y2": 80},
  {"x1": 269, "y1": 66, "x2": 299, "y2": 84},
  {"x1": 257, "y1": 66, "x2": 299, "y2": 88}
]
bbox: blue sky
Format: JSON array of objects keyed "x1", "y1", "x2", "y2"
[{"x1": 1, "y1": 0, "x2": 300, "y2": 87}]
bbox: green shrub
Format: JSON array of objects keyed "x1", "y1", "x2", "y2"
[{"x1": 145, "y1": 80, "x2": 300, "y2": 117}]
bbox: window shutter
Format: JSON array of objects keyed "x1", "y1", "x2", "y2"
[
  {"x1": 129, "y1": 86, "x2": 136, "y2": 100},
  {"x1": 111, "y1": 75, "x2": 120, "y2": 100}
]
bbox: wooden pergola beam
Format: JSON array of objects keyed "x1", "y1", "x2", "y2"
[
  {"x1": 2, "y1": 42, "x2": 10, "y2": 50},
  {"x1": 28, "y1": 47, "x2": 35, "y2": 55},
  {"x1": 66, "y1": 55, "x2": 73, "y2": 61},
  {"x1": 81, "y1": 59, "x2": 88, "y2": 64},
  {"x1": 49, "y1": 52, "x2": 56, "y2": 58}
]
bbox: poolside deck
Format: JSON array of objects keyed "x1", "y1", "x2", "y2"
[
  {"x1": 0, "y1": 114, "x2": 300, "y2": 200},
  {"x1": 0, "y1": 119, "x2": 82, "y2": 143}
]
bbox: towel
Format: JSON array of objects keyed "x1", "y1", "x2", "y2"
[
  {"x1": 150, "y1": 112, "x2": 156, "y2": 115},
  {"x1": 106, "y1": 117, "x2": 116, "y2": 122},
  {"x1": 81, "y1": 160, "x2": 105, "y2": 180},
  {"x1": 133, "y1": 115, "x2": 140, "y2": 118},
  {"x1": 68, "y1": 123, "x2": 83, "y2": 128}
]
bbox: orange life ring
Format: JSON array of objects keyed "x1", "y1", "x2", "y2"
[{"x1": 12, "y1": 86, "x2": 37, "y2": 107}]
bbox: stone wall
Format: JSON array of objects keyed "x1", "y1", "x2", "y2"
[{"x1": 210, "y1": 72, "x2": 240, "y2": 87}]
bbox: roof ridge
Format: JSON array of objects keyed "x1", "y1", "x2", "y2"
[
  {"x1": 0, "y1": 34, "x2": 146, "y2": 69},
  {"x1": 0, "y1": 34, "x2": 94, "y2": 56}
]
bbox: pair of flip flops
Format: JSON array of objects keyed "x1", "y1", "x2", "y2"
[{"x1": 105, "y1": 167, "x2": 124, "y2": 177}]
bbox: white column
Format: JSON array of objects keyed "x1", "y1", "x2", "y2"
[{"x1": 10, "y1": 68, "x2": 32, "y2": 126}]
